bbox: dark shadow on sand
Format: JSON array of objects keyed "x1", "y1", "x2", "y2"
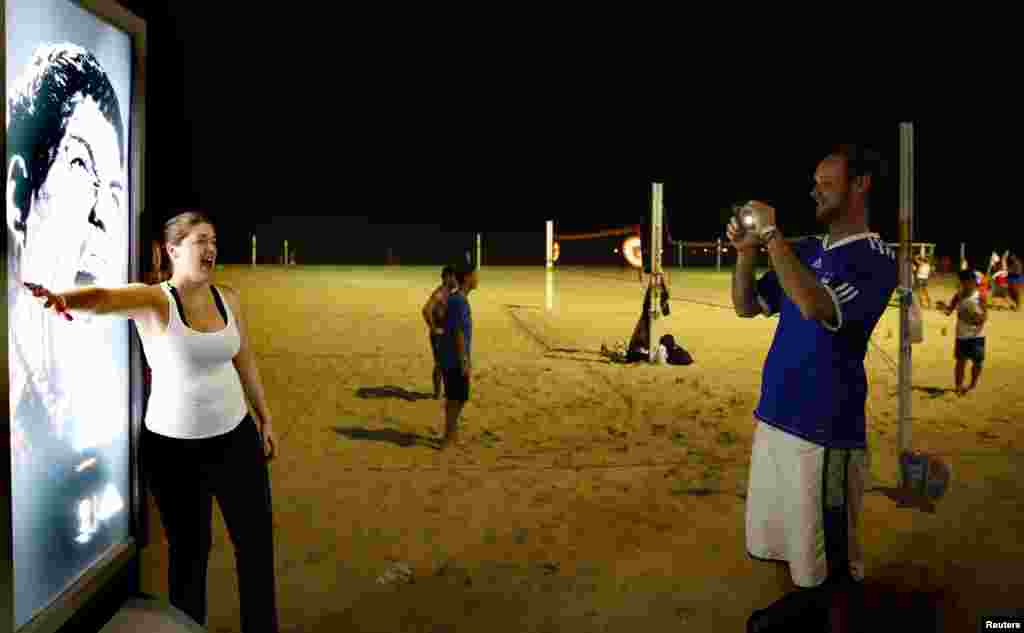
[
  {"x1": 887, "y1": 385, "x2": 956, "y2": 399},
  {"x1": 869, "y1": 486, "x2": 938, "y2": 513},
  {"x1": 749, "y1": 569, "x2": 948, "y2": 631},
  {"x1": 356, "y1": 386, "x2": 435, "y2": 402},
  {"x1": 331, "y1": 426, "x2": 441, "y2": 450},
  {"x1": 913, "y1": 385, "x2": 956, "y2": 399},
  {"x1": 544, "y1": 354, "x2": 611, "y2": 365}
]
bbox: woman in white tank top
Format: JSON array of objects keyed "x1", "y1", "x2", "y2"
[{"x1": 23, "y1": 211, "x2": 280, "y2": 632}]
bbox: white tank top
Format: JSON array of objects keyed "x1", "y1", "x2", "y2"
[
  {"x1": 955, "y1": 290, "x2": 986, "y2": 340},
  {"x1": 138, "y1": 282, "x2": 248, "y2": 439}
]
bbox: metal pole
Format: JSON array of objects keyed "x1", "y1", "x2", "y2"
[
  {"x1": 898, "y1": 122, "x2": 914, "y2": 472},
  {"x1": 476, "y1": 233, "x2": 482, "y2": 269},
  {"x1": 648, "y1": 183, "x2": 664, "y2": 363},
  {"x1": 546, "y1": 221, "x2": 554, "y2": 270},
  {"x1": 678, "y1": 241, "x2": 682, "y2": 270},
  {"x1": 283, "y1": 240, "x2": 289, "y2": 266},
  {"x1": 545, "y1": 270, "x2": 554, "y2": 312},
  {"x1": 716, "y1": 238, "x2": 722, "y2": 272},
  {"x1": 960, "y1": 243, "x2": 966, "y2": 270},
  {"x1": 252, "y1": 234, "x2": 256, "y2": 266}
]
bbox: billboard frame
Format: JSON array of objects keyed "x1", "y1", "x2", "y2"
[{"x1": 2, "y1": 1, "x2": 147, "y2": 631}]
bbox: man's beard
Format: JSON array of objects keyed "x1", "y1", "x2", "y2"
[{"x1": 815, "y1": 194, "x2": 847, "y2": 226}]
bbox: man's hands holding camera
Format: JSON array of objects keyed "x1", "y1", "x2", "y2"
[{"x1": 726, "y1": 201, "x2": 777, "y2": 253}]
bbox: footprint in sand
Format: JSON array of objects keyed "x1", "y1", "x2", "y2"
[
  {"x1": 530, "y1": 491, "x2": 555, "y2": 508},
  {"x1": 482, "y1": 527, "x2": 498, "y2": 545},
  {"x1": 514, "y1": 528, "x2": 529, "y2": 545}
]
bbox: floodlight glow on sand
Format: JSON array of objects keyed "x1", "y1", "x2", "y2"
[{"x1": 622, "y1": 236, "x2": 642, "y2": 268}]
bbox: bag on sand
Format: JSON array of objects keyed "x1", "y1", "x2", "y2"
[{"x1": 659, "y1": 334, "x2": 693, "y2": 366}]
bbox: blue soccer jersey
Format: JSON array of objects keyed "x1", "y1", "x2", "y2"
[
  {"x1": 754, "y1": 233, "x2": 899, "y2": 448},
  {"x1": 439, "y1": 292, "x2": 473, "y2": 370}
]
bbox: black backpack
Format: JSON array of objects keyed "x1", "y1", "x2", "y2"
[{"x1": 659, "y1": 334, "x2": 693, "y2": 366}]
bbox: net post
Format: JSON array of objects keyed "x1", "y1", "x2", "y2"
[
  {"x1": 252, "y1": 234, "x2": 256, "y2": 266},
  {"x1": 898, "y1": 122, "x2": 914, "y2": 474},
  {"x1": 476, "y1": 233, "x2": 482, "y2": 269},
  {"x1": 546, "y1": 221, "x2": 554, "y2": 270},
  {"x1": 648, "y1": 183, "x2": 664, "y2": 363},
  {"x1": 716, "y1": 238, "x2": 722, "y2": 272},
  {"x1": 283, "y1": 239, "x2": 289, "y2": 266}
]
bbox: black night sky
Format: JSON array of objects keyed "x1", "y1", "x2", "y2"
[{"x1": 117, "y1": 2, "x2": 1017, "y2": 269}]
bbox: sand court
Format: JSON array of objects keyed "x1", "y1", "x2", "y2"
[{"x1": 136, "y1": 265, "x2": 1024, "y2": 632}]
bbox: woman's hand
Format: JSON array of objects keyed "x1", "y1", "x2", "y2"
[
  {"x1": 23, "y1": 282, "x2": 73, "y2": 321},
  {"x1": 259, "y1": 420, "x2": 278, "y2": 461}
]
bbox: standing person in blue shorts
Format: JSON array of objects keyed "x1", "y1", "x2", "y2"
[
  {"x1": 437, "y1": 265, "x2": 478, "y2": 448},
  {"x1": 728, "y1": 144, "x2": 899, "y2": 631}
]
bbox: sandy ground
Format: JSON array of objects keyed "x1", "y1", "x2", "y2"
[{"x1": 137, "y1": 265, "x2": 1024, "y2": 632}]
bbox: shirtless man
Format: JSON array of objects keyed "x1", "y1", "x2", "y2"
[{"x1": 422, "y1": 266, "x2": 458, "y2": 398}]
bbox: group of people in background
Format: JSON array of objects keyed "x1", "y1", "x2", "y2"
[
  {"x1": 913, "y1": 250, "x2": 1023, "y2": 312},
  {"x1": 910, "y1": 250, "x2": 1022, "y2": 399}
]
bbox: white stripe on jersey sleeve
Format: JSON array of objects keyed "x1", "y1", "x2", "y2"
[
  {"x1": 836, "y1": 285, "x2": 858, "y2": 300},
  {"x1": 839, "y1": 289, "x2": 860, "y2": 304},
  {"x1": 820, "y1": 282, "x2": 843, "y2": 332}
]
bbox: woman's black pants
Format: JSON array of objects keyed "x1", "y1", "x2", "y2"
[{"x1": 142, "y1": 414, "x2": 278, "y2": 632}]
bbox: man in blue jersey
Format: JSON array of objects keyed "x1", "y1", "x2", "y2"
[
  {"x1": 437, "y1": 265, "x2": 478, "y2": 448},
  {"x1": 730, "y1": 145, "x2": 898, "y2": 630}
]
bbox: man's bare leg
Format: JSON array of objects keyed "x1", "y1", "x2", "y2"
[
  {"x1": 443, "y1": 400, "x2": 466, "y2": 448},
  {"x1": 921, "y1": 286, "x2": 931, "y2": 308},
  {"x1": 955, "y1": 358, "x2": 967, "y2": 396},
  {"x1": 966, "y1": 362, "x2": 983, "y2": 394}
]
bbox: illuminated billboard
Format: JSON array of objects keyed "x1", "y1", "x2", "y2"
[{"x1": 5, "y1": 1, "x2": 145, "y2": 630}]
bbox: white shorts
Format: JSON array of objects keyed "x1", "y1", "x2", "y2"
[{"x1": 745, "y1": 420, "x2": 868, "y2": 588}]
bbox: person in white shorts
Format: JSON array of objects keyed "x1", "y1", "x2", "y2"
[
  {"x1": 728, "y1": 145, "x2": 899, "y2": 630},
  {"x1": 913, "y1": 254, "x2": 932, "y2": 308}
]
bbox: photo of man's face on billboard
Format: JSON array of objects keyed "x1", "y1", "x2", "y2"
[{"x1": 6, "y1": 1, "x2": 133, "y2": 626}]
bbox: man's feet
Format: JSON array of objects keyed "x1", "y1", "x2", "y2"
[{"x1": 955, "y1": 386, "x2": 967, "y2": 397}]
